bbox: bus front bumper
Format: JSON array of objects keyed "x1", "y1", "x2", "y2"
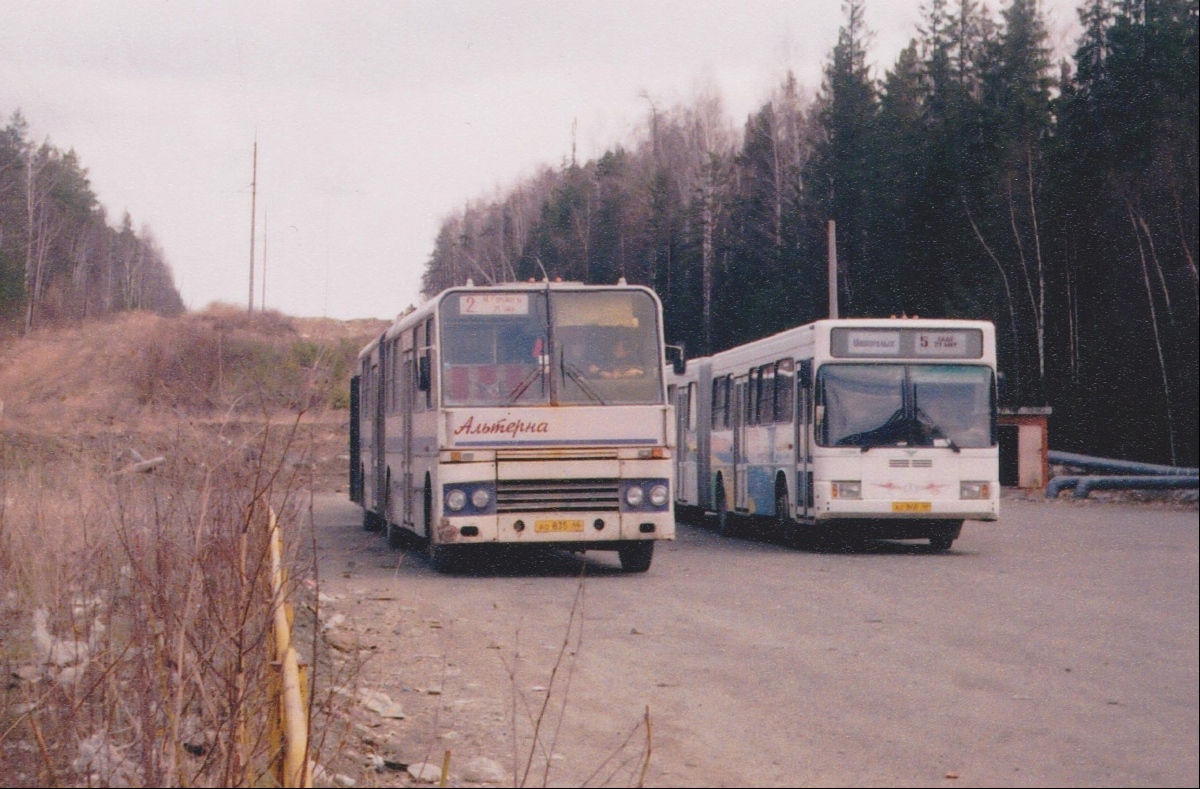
[
  {"x1": 814, "y1": 497, "x2": 999, "y2": 522},
  {"x1": 436, "y1": 511, "x2": 676, "y2": 545}
]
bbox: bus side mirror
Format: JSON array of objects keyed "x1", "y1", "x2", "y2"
[
  {"x1": 418, "y1": 356, "x2": 431, "y2": 392},
  {"x1": 666, "y1": 343, "x2": 686, "y2": 376}
]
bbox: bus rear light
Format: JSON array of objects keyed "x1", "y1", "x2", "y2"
[
  {"x1": 831, "y1": 481, "x2": 862, "y2": 499},
  {"x1": 960, "y1": 481, "x2": 990, "y2": 499}
]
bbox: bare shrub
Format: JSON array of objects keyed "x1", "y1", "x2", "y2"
[{"x1": 0, "y1": 412, "x2": 344, "y2": 787}]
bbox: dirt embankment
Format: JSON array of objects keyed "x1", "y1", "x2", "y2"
[
  {"x1": 0, "y1": 305, "x2": 387, "y2": 486},
  {"x1": 0, "y1": 307, "x2": 388, "y2": 788}
]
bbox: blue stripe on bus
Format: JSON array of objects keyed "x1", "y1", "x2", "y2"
[{"x1": 454, "y1": 438, "x2": 658, "y2": 447}]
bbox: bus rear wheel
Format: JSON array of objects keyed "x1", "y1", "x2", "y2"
[
  {"x1": 386, "y1": 521, "x2": 407, "y2": 550},
  {"x1": 716, "y1": 483, "x2": 738, "y2": 538},
  {"x1": 774, "y1": 486, "x2": 791, "y2": 544},
  {"x1": 617, "y1": 541, "x2": 654, "y2": 573},
  {"x1": 363, "y1": 508, "x2": 381, "y2": 532}
]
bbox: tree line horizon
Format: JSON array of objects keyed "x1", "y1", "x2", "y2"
[
  {"x1": 421, "y1": 0, "x2": 1198, "y2": 468},
  {"x1": 0, "y1": 111, "x2": 184, "y2": 335}
]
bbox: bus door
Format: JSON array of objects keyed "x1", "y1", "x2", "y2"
[
  {"x1": 796, "y1": 359, "x2": 813, "y2": 520},
  {"x1": 675, "y1": 382, "x2": 696, "y2": 504},
  {"x1": 349, "y1": 376, "x2": 362, "y2": 504},
  {"x1": 371, "y1": 361, "x2": 386, "y2": 519},
  {"x1": 672, "y1": 385, "x2": 686, "y2": 501},
  {"x1": 733, "y1": 375, "x2": 748, "y2": 511},
  {"x1": 401, "y1": 348, "x2": 415, "y2": 528}
]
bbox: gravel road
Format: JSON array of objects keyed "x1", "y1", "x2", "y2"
[{"x1": 304, "y1": 493, "x2": 1198, "y2": 788}]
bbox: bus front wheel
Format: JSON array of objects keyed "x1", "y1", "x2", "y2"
[
  {"x1": 618, "y1": 541, "x2": 654, "y2": 573},
  {"x1": 929, "y1": 522, "x2": 962, "y2": 552},
  {"x1": 428, "y1": 542, "x2": 459, "y2": 573}
]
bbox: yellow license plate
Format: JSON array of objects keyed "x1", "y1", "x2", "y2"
[
  {"x1": 892, "y1": 501, "x2": 932, "y2": 512},
  {"x1": 534, "y1": 519, "x2": 585, "y2": 533}
]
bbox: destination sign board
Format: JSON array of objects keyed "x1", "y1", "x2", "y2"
[
  {"x1": 457, "y1": 293, "x2": 529, "y2": 316},
  {"x1": 831, "y1": 327, "x2": 983, "y2": 359}
]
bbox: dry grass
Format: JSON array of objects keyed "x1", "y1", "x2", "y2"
[
  {"x1": 0, "y1": 306, "x2": 387, "y2": 429},
  {"x1": 0, "y1": 308, "x2": 386, "y2": 787}
]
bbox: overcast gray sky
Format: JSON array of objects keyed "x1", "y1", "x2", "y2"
[{"x1": 1, "y1": 1, "x2": 1082, "y2": 320}]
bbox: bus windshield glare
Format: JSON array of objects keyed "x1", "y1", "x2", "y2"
[
  {"x1": 440, "y1": 290, "x2": 664, "y2": 406},
  {"x1": 818, "y1": 364, "x2": 994, "y2": 449}
]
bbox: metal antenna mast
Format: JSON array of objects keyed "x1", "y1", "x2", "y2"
[
  {"x1": 248, "y1": 136, "x2": 258, "y2": 315},
  {"x1": 261, "y1": 211, "x2": 267, "y2": 312}
]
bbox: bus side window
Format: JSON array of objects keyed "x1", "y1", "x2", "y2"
[
  {"x1": 400, "y1": 340, "x2": 410, "y2": 407},
  {"x1": 747, "y1": 368, "x2": 759, "y2": 426},
  {"x1": 423, "y1": 318, "x2": 435, "y2": 409},
  {"x1": 385, "y1": 340, "x2": 396, "y2": 414},
  {"x1": 723, "y1": 376, "x2": 732, "y2": 428},
  {"x1": 774, "y1": 359, "x2": 794, "y2": 423},
  {"x1": 758, "y1": 364, "x2": 775, "y2": 425},
  {"x1": 412, "y1": 326, "x2": 424, "y2": 412},
  {"x1": 711, "y1": 376, "x2": 725, "y2": 430}
]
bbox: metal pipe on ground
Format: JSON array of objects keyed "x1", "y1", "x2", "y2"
[
  {"x1": 1048, "y1": 451, "x2": 1199, "y2": 477},
  {"x1": 1047, "y1": 475, "x2": 1200, "y2": 499}
]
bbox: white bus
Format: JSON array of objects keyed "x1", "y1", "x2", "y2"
[
  {"x1": 668, "y1": 318, "x2": 999, "y2": 550},
  {"x1": 350, "y1": 281, "x2": 675, "y2": 572}
]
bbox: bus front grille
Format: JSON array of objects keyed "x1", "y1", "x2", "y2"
[{"x1": 496, "y1": 478, "x2": 621, "y2": 513}]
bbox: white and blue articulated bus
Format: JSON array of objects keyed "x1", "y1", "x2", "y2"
[
  {"x1": 350, "y1": 280, "x2": 675, "y2": 572},
  {"x1": 668, "y1": 318, "x2": 999, "y2": 550}
]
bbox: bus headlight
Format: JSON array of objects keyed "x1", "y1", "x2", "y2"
[
  {"x1": 831, "y1": 481, "x2": 861, "y2": 500},
  {"x1": 625, "y1": 486, "x2": 645, "y2": 507},
  {"x1": 445, "y1": 489, "x2": 467, "y2": 511},
  {"x1": 960, "y1": 481, "x2": 990, "y2": 499},
  {"x1": 648, "y1": 484, "x2": 669, "y2": 507},
  {"x1": 471, "y1": 487, "x2": 491, "y2": 509}
]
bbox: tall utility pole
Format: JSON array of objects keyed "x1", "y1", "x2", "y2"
[
  {"x1": 827, "y1": 219, "x2": 838, "y2": 319},
  {"x1": 261, "y1": 211, "x2": 267, "y2": 313},
  {"x1": 248, "y1": 137, "x2": 258, "y2": 315}
]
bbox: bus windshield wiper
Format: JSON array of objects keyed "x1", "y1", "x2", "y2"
[
  {"x1": 506, "y1": 364, "x2": 545, "y2": 405},
  {"x1": 561, "y1": 359, "x2": 606, "y2": 404},
  {"x1": 915, "y1": 408, "x2": 961, "y2": 452}
]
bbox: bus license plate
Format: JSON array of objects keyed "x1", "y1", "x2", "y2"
[
  {"x1": 535, "y1": 519, "x2": 585, "y2": 533},
  {"x1": 892, "y1": 501, "x2": 932, "y2": 512}
]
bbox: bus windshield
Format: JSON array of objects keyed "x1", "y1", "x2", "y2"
[
  {"x1": 440, "y1": 289, "x2": 664, "y2": 406},
  {"x1": 818, "y1": 364, "x2": 993, "y2": 449}
]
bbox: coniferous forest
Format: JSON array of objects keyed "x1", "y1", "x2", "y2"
[
  {"x1": 421, "y1": 0, "x2": 1198, "y2": 467},
  {"x1": 0, "y1": 111, "x2": 184, "y2": 335}
]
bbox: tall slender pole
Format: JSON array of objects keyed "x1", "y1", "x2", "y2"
[
  {"x1": 827, "y1": 219, "x2": 838, "y2": 319},
  {"x1": 261, "y1": 211, "x2": 267, "y2": 313},
  {"x1": 248, "y1": 137, "x2": 258, "y2": 315}
]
